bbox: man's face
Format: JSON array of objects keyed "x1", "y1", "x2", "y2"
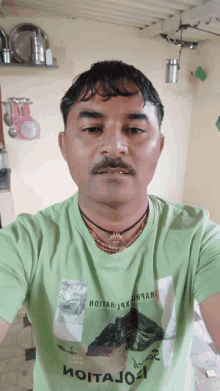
[{"x1": 59, "y1": 85, "x2": 165, "y2": 207}]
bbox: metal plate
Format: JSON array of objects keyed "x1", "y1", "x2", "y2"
[
  {"x1": 9, "y1": 23, "x2": 49, "y2": 64},
  {"x1": 0, "y1": 28, "x2": 8, "y2": 51}
]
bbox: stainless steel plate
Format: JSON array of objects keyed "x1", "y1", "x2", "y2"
[
  {"x1": 9, "y1": 23, "x2": 49, "y2": 64},
  {"x1": 0, "y1": 28, "x2": 8, "y2": 51}
]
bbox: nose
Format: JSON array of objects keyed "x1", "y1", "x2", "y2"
[{"x1": 99, "y1": 126, "x2": 128, "y2": 157}]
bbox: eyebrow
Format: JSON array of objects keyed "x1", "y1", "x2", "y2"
[
  {"x1": 77, "y1": 110, "x2": 150, "y2": 123},
  {"x1": 77, "y1": 110, "x2": 106, "y2": 120},
  {"x1": 127, "y1": 113, "x2": 150, "y2": 123}
]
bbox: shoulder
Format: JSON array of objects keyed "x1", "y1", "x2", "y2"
[
  {"x1": 148, "y1": 194, "x2": 211, "y2": 230},
  {"x1": 1, "y1": 194, "x2": 76, "y2": 239}
]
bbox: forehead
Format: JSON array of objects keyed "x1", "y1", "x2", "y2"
[{"x1": 69, "y1": 90, "x2": 157, "y2": 121}]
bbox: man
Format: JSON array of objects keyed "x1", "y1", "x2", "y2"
[{"x1": 0, "y1": 60, "x2": 220, "y2": 391}]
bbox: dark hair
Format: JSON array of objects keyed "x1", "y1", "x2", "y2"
[{"x1": 60, "y1": 60, "x2": 164, "y2": 131}]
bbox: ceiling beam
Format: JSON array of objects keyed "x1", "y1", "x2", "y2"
[{"x1": 141, "y1": 0, "x2": 220, "y2": 37}]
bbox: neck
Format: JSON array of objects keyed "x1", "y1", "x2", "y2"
[{"x1": 78, "y1": 193, "x2": 149, "y2": 248}]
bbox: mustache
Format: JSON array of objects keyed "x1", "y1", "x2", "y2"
[{"x1": 90, "y1": 157, "x2": 136, "y2": 176}]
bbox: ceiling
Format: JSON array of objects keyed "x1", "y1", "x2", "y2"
[{"x1": 2, "y1": 0, "x2": 220, "y2": 42}]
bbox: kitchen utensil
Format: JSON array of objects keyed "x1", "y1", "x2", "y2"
[
  {"x1": 31, "y1": 29, "x2": 45, "y2": 65},
  {"x1": 4, "y1": 101, "x2": 11, "y2": 126},
  {"x1": 46, "y1": 48, "x2": 52, "y2": 65},
  {"x1": 8, "y1": 101, "x2": 17, "y2": 138},
  {"x1": 12, "y1": 101, "x2": 22, "y2": 130},
  {"x1": 17, "y1": 103, "x2": 40, "y2": 140},
  {"x1": 9, "y1": 23, "x2": 49, "y2": 64},
  {"x1": 8, "y1": 125, "x2": 17, "y2": 138},
  {"x1": 0, "y1": 48, "x2": 12, "y2": 63},
  {"x1": 0, "y1": 28, "x2": 8, "y2": 52}
]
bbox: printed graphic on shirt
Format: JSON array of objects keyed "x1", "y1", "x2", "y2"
[
  {"x1": 58, "y1": 311, "x2": 175, "y2": 384},
  {"x1": 86, "y1": 308, "x2": 175, "y2": 378},
  {"x1": 58, "y1": 308, "x2": 175, "y2": 384},
  {"x1": 55, "y1": 276, "x2": 177, "y2": 385},
  {"x1": 156, "y1": 276, "x2": 176, "y2": 368},
  {"x1": 53, "y1": 279, "x2": 88, "y2": 342},
  {"x1": 86, "y1": 307, "x2": 175, "y2": 355}
]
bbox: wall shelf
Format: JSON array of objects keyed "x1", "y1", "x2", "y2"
[{"x1": 0, "y1": 63, "x2": 59, "y2": 68}]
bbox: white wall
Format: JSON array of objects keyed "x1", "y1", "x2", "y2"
[
  {"x1": 0, "y1": 16, "x2": 198, "y2": 220},
  {"x1": 182, "y1": 38, "x2": 220, "y2": 224}
]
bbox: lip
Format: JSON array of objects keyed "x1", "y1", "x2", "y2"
[{"x1": 97, "y1": 172, "x2": 130, "y2": 177}]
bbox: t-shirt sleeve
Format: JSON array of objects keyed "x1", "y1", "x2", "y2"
[
  {"x1": 193, "y1": 218, "x2": 220, "y2": 305},
  {"x1": 0, "y1": 214, "x2": 38, "y2": 324}
]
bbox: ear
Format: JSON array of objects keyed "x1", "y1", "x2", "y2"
[
  {"x1": 159, "y1": 134, "x2": 165, "y2": 155},
  {"x1": 58, "y1": 132, "x2": 67, "y2": 161}
]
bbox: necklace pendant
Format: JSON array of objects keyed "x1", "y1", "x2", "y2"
[{"x1": 110, "y1": 233, "x2": 123, "y2": 243}]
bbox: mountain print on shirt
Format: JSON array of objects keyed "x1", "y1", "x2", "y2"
[{"x1": 86, "y1": 307, "x2": 176, "y2": 357}]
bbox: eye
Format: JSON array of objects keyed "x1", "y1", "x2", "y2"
[
  {"x1": 126, "y1": 128, "x2": 144, "y2": 134},
  {"x1": 81, "y1": 127, "x2": 145, "y2": 134},
  {"x1": 81, "y1": 127, "x2": 102, "y2": 133}
]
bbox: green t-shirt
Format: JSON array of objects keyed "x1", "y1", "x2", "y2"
[{"x1": 0, "y1": 192, "x2": 220, "y2": 391}]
